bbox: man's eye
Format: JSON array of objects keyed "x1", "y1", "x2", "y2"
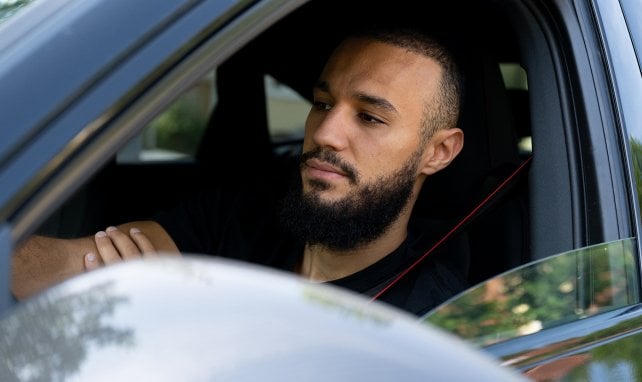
[
  {"x1": 313, "y1": 101, "x2": 331, "y2": 111},
  {"x1": 359, "y1": 113, "x2": 384, "y2": 124}
]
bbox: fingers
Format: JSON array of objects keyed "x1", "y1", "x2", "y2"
[
  {"x1": 84, "y1": 252, "x2": 101, "y2": 271},
  {"x1": 128, "y1": 227, "x2": 157, "y2": 255},
  {"x1": 85, "y1": 226, "x2": 158, "y2": 272},
  {"x1": 96, "y1": 228, "x2": 131, "y2": 264}
]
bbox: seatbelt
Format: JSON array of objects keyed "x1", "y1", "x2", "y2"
[{"x1": 370, "y1": 155, "x2": 533, "y2": 302}]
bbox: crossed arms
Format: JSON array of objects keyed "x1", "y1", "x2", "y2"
[{"x1": 11, "y1": 220, "x2": 179, "y2": 300}]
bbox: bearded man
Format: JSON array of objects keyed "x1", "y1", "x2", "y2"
[{"x1": 12, "y1": 27, "x2": 467, "y2": 316}]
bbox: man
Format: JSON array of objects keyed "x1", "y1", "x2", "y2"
[{"x1": 12, "y1": 27, "x2": 466, "y2": 316}]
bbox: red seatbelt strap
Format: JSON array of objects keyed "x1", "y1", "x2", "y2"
[{"x1": 370, "y1": 155, "x2": 533, "y2": 302}]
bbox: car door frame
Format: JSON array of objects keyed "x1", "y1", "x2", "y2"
[{"x1": 0, "y1": 0, "x2": 308, "y2": 312}]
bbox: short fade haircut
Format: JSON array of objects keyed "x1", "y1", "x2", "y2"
[{"x1": 349, "y1": 27, "x2": 464, "y2": 143}]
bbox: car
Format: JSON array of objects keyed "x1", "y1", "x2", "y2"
[
  {"x1": 0, "y1": 0, "x2": 640, "y2": 380},
  {"x1": 0, "y1": 255, "x2": 527, "y2": 381}
]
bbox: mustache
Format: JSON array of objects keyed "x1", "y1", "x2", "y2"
[{"x1": 300, "y1": 147, "x2": 357, "y2": 182}]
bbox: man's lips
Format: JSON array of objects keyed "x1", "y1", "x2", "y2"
[{"x1": 304, "y1": 158, "x2": 348, "y2": 179}]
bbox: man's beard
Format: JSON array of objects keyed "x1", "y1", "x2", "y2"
[{"x1": 278, "y1": 148, "x2": 420, "y2": 251}]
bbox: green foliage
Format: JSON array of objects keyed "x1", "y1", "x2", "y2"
[
  {"x1": 146, "y1": 98, "x2": 208, "y2": 156},
  {"x1": 630, "y1": 138, "x2": 642, "y2": 211}
]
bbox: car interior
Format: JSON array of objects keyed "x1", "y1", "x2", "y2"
[{"x1": 36, "y1": 0, "x2": 577, "y2": 289}]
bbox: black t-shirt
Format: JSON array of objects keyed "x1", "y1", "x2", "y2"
[{"x1": 154, "y1": 180, "x2": 469, "y2": 316}]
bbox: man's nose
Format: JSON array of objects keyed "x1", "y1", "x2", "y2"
[{"x1": 310, "y1": 107, "x2": 350, "y2": 151}]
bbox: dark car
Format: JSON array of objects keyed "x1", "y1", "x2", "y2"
[{"x1": 0, "y1": 0, "x2": 640, "y2": 380}]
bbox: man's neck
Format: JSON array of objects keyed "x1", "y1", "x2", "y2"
[{"x1": 300, "y1": 222, "x2": 408, "y2": 282}]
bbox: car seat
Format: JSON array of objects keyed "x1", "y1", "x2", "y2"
[{"x1": 410, "y1": 40, "x2": 530, "y2": 286}]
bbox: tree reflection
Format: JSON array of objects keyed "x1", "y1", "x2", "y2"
[
  {"x1": 0, "y1": 281, "x2": 133, "y2": 381},
  {"x1": 630, "y1": 138, "x2": 642, "y2": 212},
  {"x1": 423, "y1": 239, "x2": 637, "y2": 346},
  {"x1": 0, "y1": 0, "x2": 35, "y2": 23}
]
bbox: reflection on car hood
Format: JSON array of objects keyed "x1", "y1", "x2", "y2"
[{"x1": 0, "y1": 255, "x2": 525, "y2": 381}]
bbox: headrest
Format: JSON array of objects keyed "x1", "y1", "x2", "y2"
[{"x1": 412, "y1": 45, "x2": 521, "y2": 221}]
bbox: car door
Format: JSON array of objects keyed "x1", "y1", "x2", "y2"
[
  {"x1": 423, "y1": 238, "x2": 642, "y2": 379},
  {"x1": 424, "y1": 0, "x2": 642, "y2": 378}
]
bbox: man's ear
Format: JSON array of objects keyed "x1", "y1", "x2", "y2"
[{"x1": 419, "y1": 127, "x2": 464, "y2": 176}]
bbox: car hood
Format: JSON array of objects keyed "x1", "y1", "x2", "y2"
[{"x1": 0, "y1": 255, "x2": 525, "y2": 381}]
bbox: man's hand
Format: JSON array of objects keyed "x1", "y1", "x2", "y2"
[
  {"x1": 84, "y1": 226, "x2": 165, "y2": 271},
  {"x1": 12, "y1": 220, "x2": 179, "y2": 300}
]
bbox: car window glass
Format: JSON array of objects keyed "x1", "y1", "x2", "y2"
[
  {"x1": 618, "y1": 0, "x2": 642, "y2": 226},
  {"x1": 622, "y1": 0, "x2": 642, "y2": 71},
  {"x1": 114, "y1": 64, "x2": 524, "y2": 163},
  {"x1": 115, "y1": 72, "x2": 310, "y2": 164},
  {"x1": 116, "y1": 71, "x2": 216, "y2": 164},
  {"x1": 421, "y1": 238, "x2": 639, "y2": 347},
  {"x1": 265, "y1": 74, "x2": 310, "y2": 142}
]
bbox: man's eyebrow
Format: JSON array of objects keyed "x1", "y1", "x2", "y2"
[
  {"x1": 313, "y1": 80, "x2": 330, "y2": 92},
  {"x1": 355, "y1": 93, "x2": 398, "y2": 114},
  {"x1": 313, "y1": 80, "x2": 398, "y2": 113}
]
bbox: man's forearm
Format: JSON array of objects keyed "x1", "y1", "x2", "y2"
[
  {"x1": 11, "y1": 235, "x2": 96, "y2": 300},
  {"x1": 11, "y1": 220, "x2": 178, "y2": 300}
]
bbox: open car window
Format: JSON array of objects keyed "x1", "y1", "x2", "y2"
[
  {"x1": 116, "y1": 71, "x2": 215, "y2": 164},
  {"x1": 115, "y1": 72, "x2": 310, "y2": 164}
]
